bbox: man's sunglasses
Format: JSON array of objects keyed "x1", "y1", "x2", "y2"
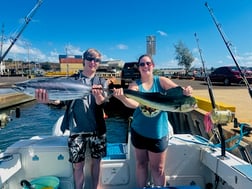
[
  {"x1": 139, "y1": 62, "x2": 152, "y2": 67},
  {"x1": 85, "y1": 56, "x2": 101, "y2": 63}
]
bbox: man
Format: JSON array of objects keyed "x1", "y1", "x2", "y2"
[{"x1": 36, "y1": 48, "x2": 108, "y2": 189}]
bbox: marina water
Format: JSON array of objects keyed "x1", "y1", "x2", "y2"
[{"x1": 0, "y1": 98, "x2": 129, "y2": 152}]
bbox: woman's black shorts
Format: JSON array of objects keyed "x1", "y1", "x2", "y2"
[{"x1": 131, "y1": 128, "x2": 168, "y2": 153}]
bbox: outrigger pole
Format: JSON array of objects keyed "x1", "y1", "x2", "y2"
[
  {"x1": 0, "y1": 0, "x2": 43, "y2": 63},
  {"x1": 205, "y1": 2, "x2": 252, "y2": 99}
]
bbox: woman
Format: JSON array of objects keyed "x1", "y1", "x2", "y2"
[{"x1": 113, "y1": 54, "x2": 192, "y2": 187}]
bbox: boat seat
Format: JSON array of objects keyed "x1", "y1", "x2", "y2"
[{"x1": 103, "y1": 143, "x2": 127, "y2": 160}]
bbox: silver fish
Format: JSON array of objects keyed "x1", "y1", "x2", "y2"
[
  {"x1": 12, "y1": 77, "x2": 93, "y2": 101},
  {"x1": 123, "y1": 86, "x2": 197, "y2": 112}
]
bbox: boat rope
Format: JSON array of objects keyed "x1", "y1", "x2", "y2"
[
  {"x1": 214, "y1": 123, "x2": 249, "y2": 151},
  {"x1": 173, "y1": 123, "x2": 249, "y2": 151}
]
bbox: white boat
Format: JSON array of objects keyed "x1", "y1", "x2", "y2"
[{"x1": 1, "y1": 113, "x2": 252, "y2": 189}]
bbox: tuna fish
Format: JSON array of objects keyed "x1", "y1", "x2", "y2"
[{"x1": 12, "y1": 77, "x2": 93, "y2": 101}]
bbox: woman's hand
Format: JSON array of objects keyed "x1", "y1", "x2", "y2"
[
  {"x1": 112, "y1": 88, "x2": 125, "y2": 100},
  {"x1": 92, "y1": 84, "x2": 103, "y2": 96},
  {"x1": 183, "y1": 85, "x2": 193, "y2": 96}
]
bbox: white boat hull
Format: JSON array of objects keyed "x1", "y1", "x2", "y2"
[{"x1": 1, "y1": 132, "x2": 252, "y2": 189}]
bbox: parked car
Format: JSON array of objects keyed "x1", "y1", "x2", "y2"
[
  {"x1": 208, "y1": 66, "x2": 252, "y2": 86},
  {"x1": 121, "y1": 62, "x2": 140, "y2": 87},
  {"x1": 246, "y1": 67, "x2": 252, "y2": 74}
]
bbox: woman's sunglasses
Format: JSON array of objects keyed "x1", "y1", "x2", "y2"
[{"x1": 139, "y1": 62, "x2": 152, "y2": 67}]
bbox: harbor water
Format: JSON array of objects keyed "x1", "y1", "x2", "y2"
[{"x1": 0, "y1": 98, "x2": 129, "y2": 152}]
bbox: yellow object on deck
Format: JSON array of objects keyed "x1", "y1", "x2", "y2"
[{"x1": 194, "y1": 95, "x2": 236, "y2": 113}]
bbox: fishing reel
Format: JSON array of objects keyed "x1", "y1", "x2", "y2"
[{"x1": 210, "y1": 109, "x2": 234, "y2": 125}]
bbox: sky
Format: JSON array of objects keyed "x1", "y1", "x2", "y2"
[{"x1": 1, "y1": 0, "x2": 252, "y2": 69}]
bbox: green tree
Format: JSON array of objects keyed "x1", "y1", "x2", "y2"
[{"x1": 174, "y1": 41, "x2": 194, "y2": 75}]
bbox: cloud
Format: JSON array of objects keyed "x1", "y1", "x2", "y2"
[
  {"x1": 226, "y1": 52, "x2": 252, "y2": 67},
  {"x1": 2, "y1": 40, "x2": 30, "y2": 60},
  {"x1": 65, "y1": 44, "x2": 82, "y2": 55},
  {"x1": 2, "y1": 39, "x2": 57, "y2": 62},
  {"x1": 46, "y1": 50, "x2": 59, "y2": 63},
  {"x1": 157, "y1": 30, "x2": 167, "y2": 36},
  {"x1": 116, "y1": 44, "x2": 128, "y2": 50}
]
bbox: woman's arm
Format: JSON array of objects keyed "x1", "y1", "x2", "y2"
[
  {"x1": 159, "y1": 76, "x2": 193, "y2": 96},
  {"x1": 113, "y1": 82, "x2": 140, "y2": 109}
]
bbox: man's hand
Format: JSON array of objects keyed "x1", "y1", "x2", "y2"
[
  {"x1": 35, "y1": 89, "x2": 49, "y2": 103},
  {"x1": 35, "y1": 89, "x2": 61, "y2": 105}
]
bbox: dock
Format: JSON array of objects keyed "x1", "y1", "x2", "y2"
[
  {"x1": 0, "y1": 76, "x2": 35, "y2": 109},
  {"x1": 0, "y1": 93, "x2": 35, "y2": 109}
]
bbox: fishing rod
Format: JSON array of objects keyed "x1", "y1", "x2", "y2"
[
  {"x1": 194, "y1": 32, "x2": 232, "y2": 124},
  {"x1": 194, "y1": 33, "x2": 216, "y2": 109},
  {"x1": 0, "y1": 0, "x2": 43, "y2": 63},
  {"x1": 194, "y1": 32, "x2": 234, "y2": 158},
  {"x1": 205, "y1": 2, "x2": 252, "y2": 99}
]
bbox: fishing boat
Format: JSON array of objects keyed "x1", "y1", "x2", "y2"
[
  {"x1": 1, "y1": 1, "x2": 252, "y2": 187},
  {"x1": 1, "y1": 105, "x2": 252, "y2": 189}
]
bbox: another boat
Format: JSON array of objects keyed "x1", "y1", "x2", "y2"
[{"x1": 1, "y1": 111, "x2": 252, "y2": 189}]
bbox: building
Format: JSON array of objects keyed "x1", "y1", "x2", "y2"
[
  {"x1": 59, "y1": 55, "x2": 124, "y2": 76},
  {"x1": 59, "y1": 55, "x2": 83, "y2": 75},
  {"x1": 159, "y1": 68, "x2": 186, "y2": 77}
]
